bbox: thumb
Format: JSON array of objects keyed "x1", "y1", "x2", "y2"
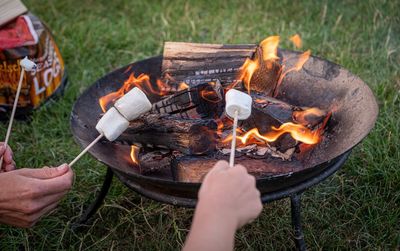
[
  {"x1": 20, "y1": 164, "x2": 69, "y2": 179},
  {"x1": 0, "y1": 144, "x2": 5, "y2": 157}
]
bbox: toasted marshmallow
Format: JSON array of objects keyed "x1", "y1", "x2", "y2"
[
  {"x1": 225, "y1": 89, "x2": 252, "y2": 120},
  {"x1": 20, "y1": 57, "x2": 37, "y2": 71},
  {"x1": 114, "y1": 87, "x2": 152, "y2": 121},
  {"x1": 96, "y1": 107, "x2": 129, "y2": 141}
]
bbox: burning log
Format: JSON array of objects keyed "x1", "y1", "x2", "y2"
[
  {"x1": 138, "y1": 151, "x2": 173, "y2": 175},
  {"x1": 172, "y1": 155, "x2": 298, "y2": 182},
  {"x1": 161, "y1": 39, "x2": 283, "y2": 96},
  {"x1": 243, "y1": 94, "x2": 328, "y2": 133},
  {"x1": 162, "y1": 42, "x2": 256, "y2": 86},
  {"x1": 151, "y1": 81, "x2": 224, "y2": 119},
  {"x1": 115, "y1": 114, "x2": 218, "y2": 155},
  {"x1": 239, "y1": 36, "x2": 282, "y2": 95}
]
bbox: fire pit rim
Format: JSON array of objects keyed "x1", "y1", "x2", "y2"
[{"x1": 70, "y1": 51, "x2": 378, "y2": 190}]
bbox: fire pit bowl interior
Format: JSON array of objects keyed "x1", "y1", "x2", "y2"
[{"x1": 71, "y1": 50, "x2": 378, "y2": 205}]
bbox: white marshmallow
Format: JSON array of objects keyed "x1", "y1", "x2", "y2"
[
  {"x1": 20, "y1": 57, "x2": 37, "y2": 71},
  {"x1": 225, "y1": 89, "x2": 252, "y2": 120},
  {"x1": 96, "y1": 107, "x2": 129, "y2": 141},
  {"x1": 114, "y1": 87, "x2": 152, "y2": 121}
]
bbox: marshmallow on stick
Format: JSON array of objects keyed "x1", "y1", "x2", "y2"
[
  {"x1": 69, "y1": 87, "x2": 152, "y2": 167},
  {"x1": 225, "y1": 89, "x2": 253, "y2": 167},
  {"x1": 114, "y1": 87, "x2": 152, "y2": 121},
  {"x1": 0, "y1": 57, "x2": 36, "y2": 169}
]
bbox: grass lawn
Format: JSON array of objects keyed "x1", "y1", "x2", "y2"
[{"x1": 0, "y1": 0, "x2": 399, "y2": 250}]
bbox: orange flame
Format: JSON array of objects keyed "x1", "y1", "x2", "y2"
[
  {"x1": 200, "y1": 89, "x2": 222, "y2": 103},
  {"x1": 238, "y1": 57, "x2": 259, "y2": 92},
  {"x1": 289, "y1": 34, "x2": 302, "y2": 48},
  {"x1": 255, "y1": 98, "x2": 268, "y2": 104},
  {"x1": 259, "y1": 35, "x2": 280, "y2": 61},
  {"x1": 235, "y1": 35, "x2": 281, "y2": 93},
  {"x1": 99, "y1": 72, "x2": 175, "y2": 112},
  {"x1": 177, "y1": 82, "x2": 189, "y2": 91},
  {"x1": 223, "y1": 122, "x2": 321, "y2": 145},
  {"x1": 130, "y1": 145, "x2": 140, "y2": 165},
  {"x1": 275, "y1": 50, "x2": 311, "y2": 96},
  {"x1": 293, "y1": 107, "x2": 326, "y2": 125}
]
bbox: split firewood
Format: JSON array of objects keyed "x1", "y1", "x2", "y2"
[
  {"x1": 162, "y1": 42, "x2": 256, "y2": 86},
  {"x1": 161, "y1": 41, "x2": 282, "y2": 96},
  {"x1": 243, "y1": 46, "x2": 282, "y2": 95},
  {"x1": 151, "y1": 81, "x2": 224, "y2": 119},
  {"x1": 172, "y1": 155, "x2": 299, "y2": 182},
  {"x1": 114, "y1": 114, "x2": 218, "y2": 155},
  {"x1": 243, "y1": 93, "x2": 328, "y2": 133}
]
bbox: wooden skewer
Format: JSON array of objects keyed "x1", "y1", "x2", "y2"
[
  {"x1": 69, "y1": 133, "x2": 104, "y2": 167},
  {"x1": 229, "y1": 110, "x2": 239, "y2": 167},
  {"x1": 0, "y1": 68, "x2": 25, "y2": 168}
]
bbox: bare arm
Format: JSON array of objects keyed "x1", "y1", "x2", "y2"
[{"x1": 183, "y1": 161, "x2": 262, "y2": 251}]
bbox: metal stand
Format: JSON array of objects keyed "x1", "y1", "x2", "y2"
[
  {"x1": 74, "y1": 152, "x2": 350, "y2": 248},
  {"x1": 74, "y1": 167, "x2": 114, "y2": 226},
  {"x1": 290, "y1": 193, "x2": 307, "y2": 251}
]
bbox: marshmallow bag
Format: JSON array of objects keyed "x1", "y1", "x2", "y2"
[{"x1": 0, "y1": 13, "x2": 67, "y2": 120}]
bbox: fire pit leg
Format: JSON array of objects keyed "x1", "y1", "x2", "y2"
[
  {"x1": 290, "y1": 193, "x2": 307, "y2": 251},
  {"x1": 75, "y1": 167, "x2": 114, "y2": 225}
]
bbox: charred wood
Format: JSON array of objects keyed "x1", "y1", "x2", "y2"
[{"x1": 115, "y1": 115, "x2": 218, "y2": 155}]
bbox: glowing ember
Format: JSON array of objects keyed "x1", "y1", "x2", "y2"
[
  {"x1": 177, "y1": 82, "x2": 189, "y2": 91},
  {"x1": 200, "y1": 89, "x2": 221, "y2": 103},
  {"x1": 289, "y1": 34, "x2": 302, "y2": 48},
  {"x1": 293, "y1": 107, "x2": 326, "y2": 125},
  {"x1": 223, "y1": 122, "x2": 321, "y2": 145},
  {"x1": 130, "y1": 145, "x2": 140, "y2": 165}
]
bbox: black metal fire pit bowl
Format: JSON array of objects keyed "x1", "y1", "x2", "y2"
[{"x1": 70, "y1": 50, "x2": 378, "y2": 250}]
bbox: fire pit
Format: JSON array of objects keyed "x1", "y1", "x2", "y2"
[{"x1": 71, "y1": 48, "x2": 378, "y2": 249}]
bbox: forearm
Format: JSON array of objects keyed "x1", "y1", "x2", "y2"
[{"x1": 183, "y1": 204, "x2": 237, "y2": 251}]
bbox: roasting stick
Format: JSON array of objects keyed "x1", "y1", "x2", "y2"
[
  {"x1": 69, "y1": 133, "x2": 104, "y2": 167},
  {"x1": 225, "y1": 89, "x2": 252, "y2": 168},
  {"x1": 68, "y1": 87, "x2": 152, "y2": 167},
  {"x1": 229, "y1": 110, "x2": 239, "y2": 167},
  {"x1": 0, "y1": 57, "x2": 36, "y2": 168}
]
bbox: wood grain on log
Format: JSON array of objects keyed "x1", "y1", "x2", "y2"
[
  {"x1": 162, "y1": 42, "x2": 256, "y2": 86},
  {"x1": 245, "y1": 47, "x2": 282, "y2": 95},
  {"x1": 116, "y1": 114, "x2": 218, "y2": 155},
  {"x1": 172, "y1": 155, "x2": 300, "y2": 182},
  {"x1": 151, "y1": 81, "x2": 224, "y2": 119}
]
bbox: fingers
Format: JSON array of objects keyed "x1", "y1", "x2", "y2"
[
  {"x1": 19, "y1": 164, "x2": 70, "y2": 180},
  {"x1": 0, "y1": 200, "x2": 60, "y2": 228},
  {"x1": 14, "y1": 191, "x2": 67, "y2": 215},
  {"x1": 0, "y1": 172, "x2": 72, "y2": 213},
  {"x1": 0, "y1": 144, "x2": 14, "y2": 172},
  {"x1": 3, "y1": 161, "x2": 16, "y2": 172},
  {"x1": 0, "y1": 144, "x2": 5, "y2": 157},
  {"x1": 35, "y1": 166, "x2": 74, "y2": 195}
]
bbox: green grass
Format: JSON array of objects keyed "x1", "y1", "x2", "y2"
[{"x1": 0, "y1": 0, "x2": 399, "y2": 250}]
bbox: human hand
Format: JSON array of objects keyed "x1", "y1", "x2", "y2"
[
  {"x1": 0, "y1": 164, "x2": 73, "y2": 228},
  {"x1": 183, "y1": 161, "x2": 262, "y2": 251},
  {"x1": 0, "y1": 143, "x2": 15, "y2": 172},
  {"x1": 197, "y1": 160, "x2": 263, "y2": 229}
]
